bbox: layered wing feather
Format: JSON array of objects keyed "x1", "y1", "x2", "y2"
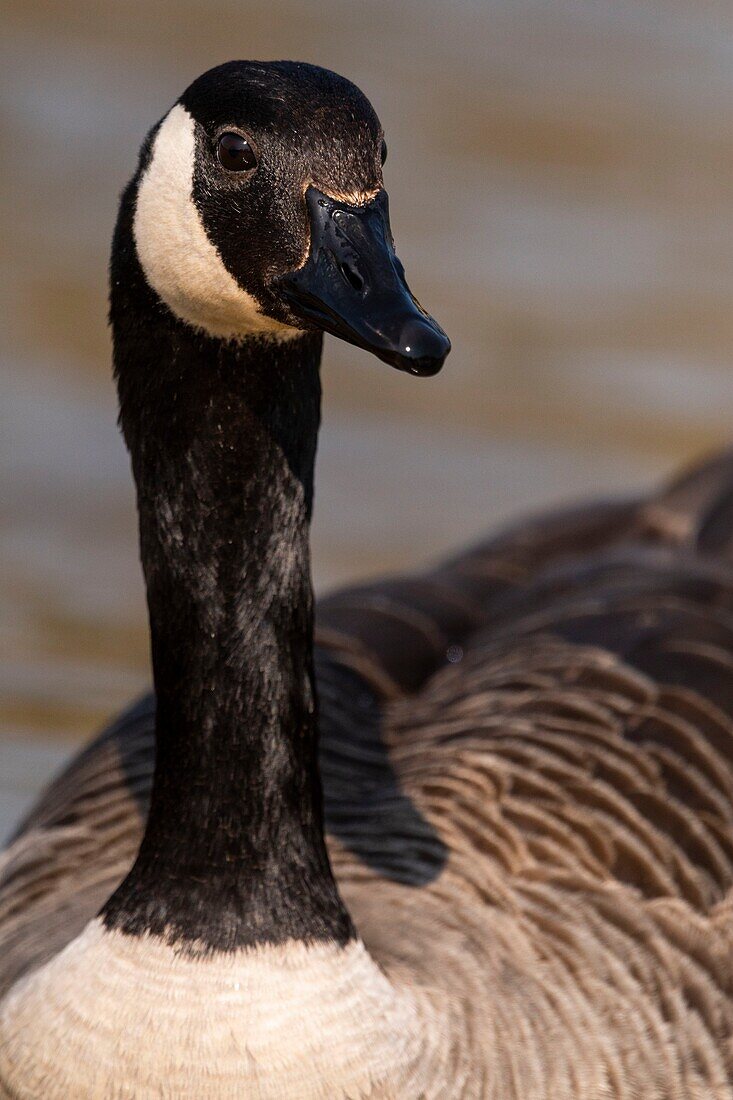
[{"x1": 3, "y1": 448, "x2": 733, "y2": 1075}]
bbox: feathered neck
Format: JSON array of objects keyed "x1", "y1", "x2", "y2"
[{"x1": 101, "y1": 181, "x2": 353, "y2": 950}]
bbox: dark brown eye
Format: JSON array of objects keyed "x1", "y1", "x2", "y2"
[
  {"x1": 380, "y1": 139, "x2": 388, "y2": 166},
  {"x1": 217, "y1": 132, "x2": 257, "y2": 172}
]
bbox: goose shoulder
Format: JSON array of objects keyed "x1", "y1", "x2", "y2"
[{"x1": 3, "y1": 449, "x2": 733, "y2": 1009}]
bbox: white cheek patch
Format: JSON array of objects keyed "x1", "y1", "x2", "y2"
[{"x1": 133, "y1": 103, "x2": 301, "y2": 342}]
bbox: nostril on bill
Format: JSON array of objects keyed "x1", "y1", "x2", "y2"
[{"x1": 338, "y1": 260, "x2": 365, "y2": 294}]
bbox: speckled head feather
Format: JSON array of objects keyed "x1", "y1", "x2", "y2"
[{"x1": 132, "y1": 61, "x2": 385, "y2": 341}]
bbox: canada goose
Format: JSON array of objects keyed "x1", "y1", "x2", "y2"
[{"x1": 2, "y1": 58, "x2": 733, "y2": 1099}]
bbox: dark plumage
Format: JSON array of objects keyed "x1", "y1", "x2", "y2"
[{"x1": 2, "y1": 59, "x2": 733, "y2": 1098}]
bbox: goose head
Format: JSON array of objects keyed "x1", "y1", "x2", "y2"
[{"x1": 130, "y1": 59, "x2": 450, "y2": 376}]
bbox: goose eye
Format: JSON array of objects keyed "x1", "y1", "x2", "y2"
[
  {"x1": 217, "y1": 132, "x2": 257, "y2": 172},
  {"x1": 380, "y1": 139, "x2": 388, "y2": 166}
]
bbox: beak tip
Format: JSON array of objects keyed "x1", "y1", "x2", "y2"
[
  {"x1": 394, "y1": 318, "x2": 451, "y2": 377},
  {"x1": 405, "y1": 357, "x2": 446, "y2": 377},
  {"x1": 276, "y1": 186, "x2": 451, "y2": 377}
]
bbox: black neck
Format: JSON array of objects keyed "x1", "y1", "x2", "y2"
[{"x1": 102, "y1": 192, "x2": 353, "y2": 950}]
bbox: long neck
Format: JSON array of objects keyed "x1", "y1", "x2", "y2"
[{"x1": 102, "y1": 233, "x2": 352, "y2": 950}]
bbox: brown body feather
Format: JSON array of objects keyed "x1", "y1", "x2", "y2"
[{"x1": 3, "y1": 451, "x2": 733, "y2": 1095}]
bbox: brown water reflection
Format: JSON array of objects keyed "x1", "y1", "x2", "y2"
[{"x1": 2, "y1": 0, "x2": 733, "y2": 767}]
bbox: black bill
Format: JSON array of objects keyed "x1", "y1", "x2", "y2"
[{"x1": 276, "y1": 187, "x2": 451, "y2": 377}]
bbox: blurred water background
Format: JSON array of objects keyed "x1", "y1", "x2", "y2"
[{"x1": 2, "y1": 0, "x2": 733, "y2": 837}]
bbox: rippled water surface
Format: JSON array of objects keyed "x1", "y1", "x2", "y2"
[{"x1": 2, "y1": 0, "x2": 733, "y2": 835}]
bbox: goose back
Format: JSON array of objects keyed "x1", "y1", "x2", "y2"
[{"x1": 3, "y1": 451, "x2": 733, "y2": 1095}]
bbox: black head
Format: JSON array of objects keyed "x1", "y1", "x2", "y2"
[{"x1": 128, "y1": 61, "x2": 450, "y2": 376}]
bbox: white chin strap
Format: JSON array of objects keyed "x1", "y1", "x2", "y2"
[{"x1": 133, "y1": 103, "x2": 300, "y2": 342}]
